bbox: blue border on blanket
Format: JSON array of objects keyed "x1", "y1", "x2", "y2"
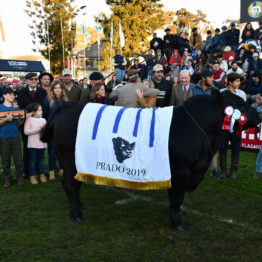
[
  {"x1": 133, "y1": 108, "x2": 142, "y2": 137},
  {"x1": 113, "y1": 107, "x2": 127, "y2": 133},
  {"x1": 149, "y1": 108, "x2": 158, "y2": 147},
  {"x1": 92, "y1": 105, "x2": 108, "y2": 140}
]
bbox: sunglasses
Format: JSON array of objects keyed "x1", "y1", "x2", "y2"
[{"x1": 29, "y1": 78, "x2": 38, "y2": 81}]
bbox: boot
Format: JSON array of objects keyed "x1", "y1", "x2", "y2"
[
  {"x1": 253, "y1": 172, "x2": 261, "y2": 180},
  {"x1": 30, "y1": 176, "x2": 38, "y2": 185},
  {"x1": 230, "y1": 155, "x2": 239, "y2": 179},
  {"x1": 219, "y1": 153, "x2": 227, "y2": 178},
  {"x1": 49, "y1": 170, "x2": 55, "y2": 181},
  {"x1": 58, "y1": 169, "x2": 63, "y2": 176},
  {"x1": 40, "y1": 174, "x2": 47, "y2": 183}
]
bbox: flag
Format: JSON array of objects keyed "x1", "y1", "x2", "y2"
[
  {"x1": 95, "y1": 24, "x2": 102, "y2": 47},
  {"x1": 81, "y1": 25, "x2": 89, "y2": 44},
  {"x1": 240, "y1": 0, "x2": 262, "y2": 23},
  {"x1": 110, "y1": 21, "x2": 114, "y2": 49},
  {"x1": 119, "y1": 22, "x2": 125, "y2": 48}
]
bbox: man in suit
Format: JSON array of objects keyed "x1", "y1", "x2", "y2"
[
  {"x1": 169, "y1": 70, "x2": 194, "y2": 106},
  {"x1": 16, "y1": 72, "x2": 47, "y2": 177}
]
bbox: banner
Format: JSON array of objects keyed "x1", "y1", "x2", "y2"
[
  {"x1": 241, "y1": 126, "x2": 262, "y2": 149},
  {"x1": 240, "y1": 0, "x2": 262, "y2": 22}
]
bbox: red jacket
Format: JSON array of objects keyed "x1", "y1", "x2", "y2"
[
  {"x1": 222, "y1": 51, "x2": 236, "y2": 62},
  {"x1": 169, "y1": 55, "x2": 182, "y2": 66}
]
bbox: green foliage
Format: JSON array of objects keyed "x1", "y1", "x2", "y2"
[
  {"x1": 25, "y1": 0, "x2": 77, "y2": 74},
  {"x1": 97, "y1": 0, "x2": 165, "y2": 70}
]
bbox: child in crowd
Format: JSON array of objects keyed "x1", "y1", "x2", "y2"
[
  {"x1": 0, "y1": 88, "x2": 24, "y2": 188},
  {"x1": 24, "y1": 103, "x2": 47, "y2": 185}
]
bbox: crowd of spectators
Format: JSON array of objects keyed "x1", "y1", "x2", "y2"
[{"x1": 1, "y1": 21, "x2": 262, "y2": 188}]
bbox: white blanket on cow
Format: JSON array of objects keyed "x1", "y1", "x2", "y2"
[{"x1": 75, "y1": 103, "x2": 173, "y2": 190}]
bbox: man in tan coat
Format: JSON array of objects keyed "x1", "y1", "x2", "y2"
[
  {"x1": 189, "y1": 28, "x2": 202, "y2": 51},
  {"x1": 169, "y1": 70, "x2": 194, "y2": 106},
  {"x1": 109, "y1": 71, "x2": 159, "y2": 108}
]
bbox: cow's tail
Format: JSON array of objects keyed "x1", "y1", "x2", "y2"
[{"x1": 40, "y1": 105, "x2": 64, "y2": 143}]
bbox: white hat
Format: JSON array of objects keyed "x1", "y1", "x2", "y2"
[
  {"x1": 224, "y1": 46, "x2": 231, "y2": 52},
  {"x1": 62, "y1": 68, "x2": 72, "y2": 76},
  {"x1": 153, "y1": 64, "x2": 164, "y2": 72},
  {"x1": 253, "y1": 52, "x2": 259, "y2": 57}
]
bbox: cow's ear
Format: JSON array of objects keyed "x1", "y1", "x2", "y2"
[
  {"x1": 130, "y1": 142, "x2": 135, "y2": 150},
  {"x1": 211, "y1": 89, "x2": 223, "y2": 105}
]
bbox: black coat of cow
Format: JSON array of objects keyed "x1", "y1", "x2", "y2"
[{"x1": 41, "y1": 90, "x2": 260, "y2": 229}]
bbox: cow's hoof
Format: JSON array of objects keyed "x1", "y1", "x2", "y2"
[{"x1": 71, "y1": 216, "x2": 83, "y2": 222}]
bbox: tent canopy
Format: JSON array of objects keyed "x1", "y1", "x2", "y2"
[{"x1": 0, "y1": 59, "x2": 46, "y2": 72}]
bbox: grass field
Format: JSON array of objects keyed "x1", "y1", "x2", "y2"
[{"x1": 0, "y1": 151, "x2": 261, "y2": 262}]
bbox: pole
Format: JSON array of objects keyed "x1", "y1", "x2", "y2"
[
  {"x1": 60, "y1": 16, "x2": 65, "y2": 68},
  {"x1": 46, "y1": 21, "x2": 51, "y2": 72}
]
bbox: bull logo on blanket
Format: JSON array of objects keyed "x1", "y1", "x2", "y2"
[{"x1": 112, "y1": 137, "x2": 135, "y2": 163}]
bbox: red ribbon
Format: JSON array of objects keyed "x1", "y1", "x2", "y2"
[
  {"x1": 236, "y1": 114, "x2": 247, "y2": 136},
  {"x1": 222, "y1": 115, "x2": 231, "y2": 130}
]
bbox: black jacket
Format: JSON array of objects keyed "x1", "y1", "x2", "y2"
[
  {"x1": 17, "y1": 86, "x2": 47, "y2": 109},
  {"x1": 153, "y1": 78, "x2": 172, "y2": 107},
  {"x1": 150, "y1": 37, "x2": 163, "y2": 51}
]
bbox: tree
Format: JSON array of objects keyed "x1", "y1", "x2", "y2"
[
  {"x1": 97, "y1": 0, "x2": 165, "y2": 70},
  {"x1": 25, "y1": 0, "x2": 78, "y2": 74}
]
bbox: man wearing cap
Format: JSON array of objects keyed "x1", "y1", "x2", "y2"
[
  {"x1": 150, "y1": 33, "x2": 163, "y2": 55},
  {"x1": 16, "y1": 72, "x2": 47, "y2": 177},
  {"x1": 152, "y1": 64, "x2": 172, "y2": 107},
  {"x1": 80, "y1": 71, "x2": 104, "y2": 104},
  {"x1": 220, "y1": 26, "x2": 228, "y2": 51},
  {"x1": 191, "y1": 70, "x2": 217, "y2": 96},
  {"x1": 248, "y1": 53, "x2": 262, "y2": 74},
  {"x1": 222, "y1": 46, "x2": 236, "y2": 63},
  {"x1": 226, "y1": 22, "x2": 240, "y2": 53},
  {"x1": 0, "y1": 88, "x2": 24, "y2": 188},
  {"x1": 163, "y1": 28, "x2": 176, "y2": 62},
  {"x1": 62, "y1": 68, "x2": 82, "y2": 103},
  {"x1": 169, "y1": 70, "x2": 194, "y2": 106},
  {"x1": 111, "y1": 49, "x2": 127, "y2": 82},
  {"x1": 38, "y1": 72, "x2": 54, "y2": 92},
  {"x1": 219, "y1": 72, "x2": 246, "y2": 179},
  {"x1": 109, "y1": 74, "x2": 159, "y2": 108}
]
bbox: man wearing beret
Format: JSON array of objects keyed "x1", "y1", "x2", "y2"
[
  {"x1": 62, "y1": 68, "x2": 82, "y2": 103},
  {"x1": 80, "y1": 71, "x2": 104, "y2": 104},
  {"x1": 16, "y1": 72, "x2": 47, "y2": 177}
]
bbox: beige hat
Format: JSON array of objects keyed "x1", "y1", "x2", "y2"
[
  {"x1": 153, "y1": 64, "x2": 164, "y2": 72},
  {"x1": 62, "y1": 68, "x2": 72, "y2": 76},
  {"x1": 224, "y1": 46, "x2": 231, "y2": 52}
]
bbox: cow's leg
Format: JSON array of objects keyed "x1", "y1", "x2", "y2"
[
  {"x1": 61, "y1": 166, "x2": 83, "y2": 222},
  {"x1": 168, "y1": 183, "x2": 186, "y2": 230}
]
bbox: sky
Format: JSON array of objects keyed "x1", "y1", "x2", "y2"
[{"x1": 0, "y1": 0, "x2": 241, "y2": 58}]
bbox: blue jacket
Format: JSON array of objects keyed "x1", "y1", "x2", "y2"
[
  {"x1": 245, "y1": 79, "x2": 262, "y2": 95},
  {"x1": 248, "y1": 59, "x2": 262, "y2": 73},
  {"x1": 191, "y1": 81, "x2": 217, "y2": 96},
  {"x1": 211, "y1": 34, "x2": 220, "y2": 48},
  {"x1": 226, "y1": 29, "x2": 240, "y2": 46},
  {"x1": 43, "y1": 98, "x2": 68, "y2": 119}
]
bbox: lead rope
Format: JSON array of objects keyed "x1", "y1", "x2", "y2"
[{"x1": 182, "y1": 104, "x2": 214, "y2": 157}]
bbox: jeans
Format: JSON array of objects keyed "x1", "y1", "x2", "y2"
[
  {"x1": 48, "y1": 141, "x2": 62, "y2": 171},
  {"x1": 256, "y1": 147, "x2": 262, "y2": 173},
  {"x1": 115, "y1": 68, "x2": 125, "y2": 82},
  {"x1": 219, "y1": 132, "x2": 241, "y2": 156},
  {"x1": 0, "y1": 136, "x2": 24, "y2": 182},
  {"x1": 28, "y1": 148, "x2": 45, "y2": 177}
]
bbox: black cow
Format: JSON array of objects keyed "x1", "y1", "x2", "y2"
[{"x1": 41, "y1": 90, "x2": 260, "y2": 229}]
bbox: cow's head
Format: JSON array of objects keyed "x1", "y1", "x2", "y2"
[
  {"x1": 218, "y1": 90, "x2": 261, "y2": 131},
  {"x1": 112, "y1": 137, "x2": 135, "y2": 163}
]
